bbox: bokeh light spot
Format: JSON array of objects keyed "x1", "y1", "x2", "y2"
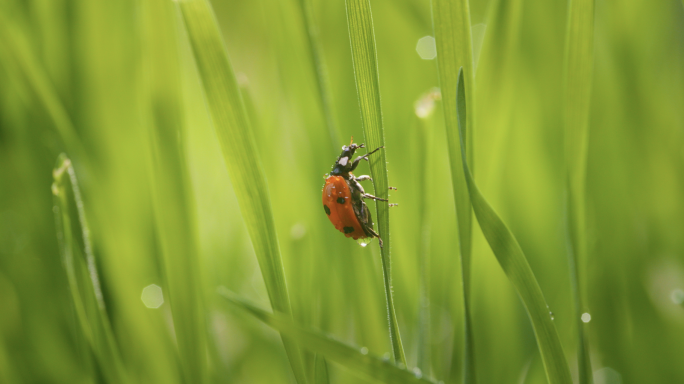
[
  {"x1": 141, "y1": 284, "x2": 164, "y2": 309},
  {"x1": 416, "y1": 36, "x2": 437, "y2": 60},
  {"x1": 581, "y1": 312, "x2": 592, "y2": 323}
]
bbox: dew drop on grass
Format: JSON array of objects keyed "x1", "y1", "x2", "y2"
[
  {"x1": 549, "y1": 311, "x2": 555, "y2": 320},
  {"x1": 382, "y1": 352, "x2": 390, "y2": 361},
  {"x1": 397, "y1": 362, "x2": 406, "y2": 370},
  {"x1": 412, "y1": 367, "x2": 422, "y2": 378},
  {"x1": 360, "y1": 347, "x2": 368, "y2": 355},
  {"x1": 357, "y1": 238, "x2": 369, "y2": 247}
]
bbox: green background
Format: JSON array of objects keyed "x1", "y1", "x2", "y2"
[{"x1": 1, "y1": 0, "x2": 684, "y2": 383}]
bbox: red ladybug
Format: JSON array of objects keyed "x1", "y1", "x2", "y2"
[{"x1": 322, "y1": 138, "x2": 393, "y2": 247}]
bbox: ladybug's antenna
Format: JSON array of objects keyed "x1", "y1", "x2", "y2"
[{"x1": 349, "y1": 136, "x2": 354, "y2": 146}]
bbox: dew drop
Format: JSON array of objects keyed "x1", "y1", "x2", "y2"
[
  {"x1": 549, "y1": 311, "x2": 555, "y2": 320},
  {"x1": 412, "y1": 367, "x2": 422, "y2": 378},
  {"x1": 360, "y1": 347, "x2": 368, "y2": 355}
]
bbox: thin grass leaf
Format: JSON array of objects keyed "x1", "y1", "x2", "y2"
[
  {"x1": 51, "y1": 154, "x2": 128, "y2": 383},
  {"x1": 344, "y1": 0, "x2": 405, "y2": 365},
  {"x1": 429, "y1": 0, "x2": 476, "y2": 382},
  {"x1": 177, "y1": 1, "x2": 307, "y2": 382},
  {"x1": 314, "y1": 354, "x2": 330, "y2": 384},
  {"x1": 219, "y1": 287, "x2": 434, "y2": 384},
  {"x1": 455, "y1": 68, "x2": 573, "y2": 384},
  {"x1": 563, "y1": 0, "x2": 595, "y2": 382},
  {"x1": 142, "y1": 0, "x2": 207, "y2": 381},
  {"x1": 296, "y1": 0, "x2": 341, "y2": 151},
  {"x1": 0, "y1": 14, "x2": 87, "y2": 163}
]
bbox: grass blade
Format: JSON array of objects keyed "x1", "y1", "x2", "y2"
[
  {"x1": 177, "y1": 1, "x2": 307, "y2": 382},
  {"x1": 455, "y1": 68, "x2": 573, "y2": 384},
  {"x1": 0, "y1": 13, "x2": 87, "y2": 163},
  {"x1": 344, "y1": 0, "x2": 405, "y2": 365},
  {"x1": 563, "y1": 0, "x2": 595, "y2": 382},
  {"x1": 314, "y1": 353, "x2": 330, "y2": 384},
  {"x1": 219, "y1": 287, "x2": 434, "y2": 384},
  {"x1": 296, "y1": 0, "x2": 340, "y2": 150},
  {"x1": 142, "y1": 0, "x2": 207, "y2": 381},
  {"x1": 429, "y1": 0, "x2": 476, "y2": 382},
  {"x1": 52, "y1": 154, "x2": 128, "y2": 383}
]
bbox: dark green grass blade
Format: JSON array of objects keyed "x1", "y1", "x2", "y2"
[
  {"x1": 52, "y1": 154, "x2": 128, "y2": 383},
  {"x1": 344, "y1": 0, "x2": 405, "y2": 365},
  {"x1": 429, "y1": 0, "x2": 476, "y2": 382},
  {"x1": 142, "y1": 0, "x2": 207, "y2": 381},
  {"x1": 314, "y1": 354, "x2": 330, "y2": 384},
  {"x1": 455, "y1": 69, "x2": 572, "y2": 384},
  {"x1": 0, "y1": 13, "x2": 87, "y2": 163},
  {"x1": 219, "y1": 288, "x2": 434, "y2": 384},
  {"x1": 563, "y1": 0, "x2": 595, "y2": 382},
  {"x1": 178, "y1": 1, "x2": 306, "y2": 382}
]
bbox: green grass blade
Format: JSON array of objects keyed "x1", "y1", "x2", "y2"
[
  {"x1": 429, "y1": 0, "x2": 476, "y2": 382},
  {"x1": 0, "y1": 13, "x2": 87, "y2": 163},
  {"x1": 455, "y1": 69, "x2": 573, "y2": 384},
  {"x1": 296, "y1": 0, "x2": 340, "y2": 150},
  {"x1": 142, "y1": 0, "x2": 207, "y2": 381},
  {"x1": 219, "y1": 287, "x2": 434, "y2": 384},
  {"x1": 344, "y1": 0, "x2": 405, "y2": 365},
  {"x1": 51, "y1": 154, "x2": 128, "y2": 383},
  {"x1": 563, "y1": 0, "x2": 595, "y2": 382},
  {"x1": 314, "y1": 353, "x2": 330, "y2": 384},
  {"x1": 177, "y1": 1, "x2": 307, "y2": 382}
]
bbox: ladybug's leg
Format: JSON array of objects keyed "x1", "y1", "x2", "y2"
[
  {"x1": 356, "y1": 175, "x2": 372, "y2": 182},
  {"x1": 362, "y1": 193, "x2": 388, "y2": 202},
  {"x1": 349, "y1": 146, "x2": 384, "y2": 171}
]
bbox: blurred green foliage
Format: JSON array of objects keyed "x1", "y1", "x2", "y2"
[{"x1": 1, "y1": 0, "x2": 684, "y2": 383}]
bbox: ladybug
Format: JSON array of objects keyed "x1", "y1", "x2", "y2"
[{"x1": 322, "y1": 138, "x2": 394, "y2": 247}]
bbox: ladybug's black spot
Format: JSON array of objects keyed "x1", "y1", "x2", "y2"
[
  {"x1": 337, "y1": 197, "x2": 345, "y2": 204},
  {"x1": 323, "y1": 205, "x2": 331, "y2": 216},
  {"x1": 343, "y1": 226, "x2": 354, "y2": 234}
]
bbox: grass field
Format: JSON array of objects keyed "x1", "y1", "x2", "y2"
[{"x1": 1, "y1": 0, "x2": 684, "y2": 383}]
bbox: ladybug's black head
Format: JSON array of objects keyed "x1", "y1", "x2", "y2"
[{"x1": 330, "y1": 142, "x2": 365, "y2": 176}]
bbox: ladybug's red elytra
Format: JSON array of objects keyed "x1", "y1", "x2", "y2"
[{"x1": 322, "y1": 137, "x2": 394, "y2": 247}]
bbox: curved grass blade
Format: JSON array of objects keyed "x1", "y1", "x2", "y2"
[
  {"x1": 52, "y1": 154, "x2": 128, "y2": 383},
  {"x1": 455, "y1": 69, "x2": 572, "y2": 384},
  {"x1": 0, "y1": 14, "x2": 87, "y2": 163},
  {"x1": 429, "y1": 0, "x2": 476, "y2": 381},
  {"x1": 219, "y1": 287, "x2": 434, "y2": 384},
  {"x1": 178, "y1": 1, "x2": 307, "y2": 382},
  {"x1": 563, "y1": 0, "x2": 595, "y2": 382},
  {"x1": 344, "y1": 0, "x2": 405, "y2": 365},
  {"x1": 142, "y1": 0, "x2": 207, "y2": 381}
]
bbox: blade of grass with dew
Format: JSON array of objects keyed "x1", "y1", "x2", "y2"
[
  {"x1": 177, "y1": 1, "x2": 307, "y2": 382},
  {"x1": 344, "y1": 0, "x2": 405, "y2": 365},
  {"x1": 296, "y1": 0, "x2": 341, "y2": 151},
  {"x1": 563, "y1": 0, "x2": 595, "y2": 382},
  {"x1": 429, "y1": 0, "x2": 476, "y2": 382},
  {"x1": 219, "y1": 287, "x2": 434, "y2": 384},
  {"x1": 455, "y1": 68, "x2": 573, "y2": 384},
  {"x1": 51, "y1": 154, "x2": 128, "y2": 383},
  {"x1": 142, "y1": 0, "x2": 207, "y2": 381}
]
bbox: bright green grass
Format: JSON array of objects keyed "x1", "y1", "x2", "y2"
[{"x1": 2, "y1": 0, "x2": 684, "y2": 383}]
